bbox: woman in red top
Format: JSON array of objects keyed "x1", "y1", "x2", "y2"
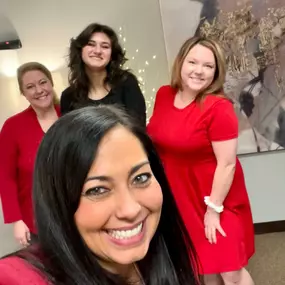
[
  {"x1": 0, "y1": 62, "x2": 60, "y2": 247},
  {"x1": 147, "y1": 37, "x2": 255, "y2": 285}
]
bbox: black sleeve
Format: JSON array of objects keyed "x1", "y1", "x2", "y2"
[
  {"x1": 122, "y1": 73, "x2": 146, "y2": 128},
  {"x1": 60, "y1": 87, "x2": 74, "y2": 116}
]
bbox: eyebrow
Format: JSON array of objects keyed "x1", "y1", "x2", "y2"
[
  {"x1": 85, "y1": 161, "x2": 150, "y2": 183},
  {"x1": 188, "y1": 57, "x2": 215, "y2": 64},
  {"x1": 25, "y1": 78, "x2": 46, "y2": 84},
  {"x1": 88, "y1": 40, "x2": 110, "y2": 45}
]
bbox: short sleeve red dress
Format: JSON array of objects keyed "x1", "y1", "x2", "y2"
[{"x1": 147, "y1": 85, "x2": 255, "y2": 274}]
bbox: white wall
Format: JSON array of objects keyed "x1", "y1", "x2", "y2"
[{"x1": 239, "y1": 151, "x2": 285, "y2": 223}]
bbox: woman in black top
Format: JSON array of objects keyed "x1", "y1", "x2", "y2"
[{"x1": 60, "y1": 23, "x2": 146, "y2": 127}]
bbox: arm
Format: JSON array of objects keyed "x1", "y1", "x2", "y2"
[
  {"x1": 123, "y1": 73, "x2": 147, "y2": 127},
  {"x1": 210, "y1": 139, "x2": 237, "y2": 206},
  {"x1": 0, "y1": 120, "x2": 22, "y2": 223},
  {"x1": 207, "y1": 99, "x2": 239, "y2": 206}
]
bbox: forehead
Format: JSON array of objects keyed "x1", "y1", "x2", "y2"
[
  {"x1": 22, "y1": 70, "x2": 47, "y2": 84},
  {"x1": 89, "y1": 126, "x2": 147, "y2": 175},
  {"x1": 89, "y1": 32, "x2": 111, "y2": 43},
  {"x1": 186, "y1": 44, "x2": 215, "y2": 61}
]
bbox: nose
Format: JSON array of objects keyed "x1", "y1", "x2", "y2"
[
  {"x1": 115, "y1": 190, "x2": 142, "y2": 221},
  {"x1": 93, "y1": 45, "x2": 102, "y2": 54},
  {"x1": 194, "y1": 64, "x2": 203, "y2": 74},
  {"x1": 35, "y1": 84, "x2": 44, "y2": 94}
]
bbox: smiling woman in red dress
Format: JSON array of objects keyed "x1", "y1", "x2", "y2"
[
  {"x1": 147, "y1": 37, "x2": 255, "y2": 285},
  {"x1": 0, "y1": 62, "x2": 60, "y2": 247}
]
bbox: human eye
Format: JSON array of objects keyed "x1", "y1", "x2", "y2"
[
  {"x1": 40, "y1": 80, "x2": 47, "y2": 85},
  {"x1": 83, "y1": 186, "x2": 110, "y2": 198},
  {"x1": 132, "y1": 173, "x2": 152, "y2": 187},
  {"x1": 102, "y1": 44, "x2": 110, "y2": 49},
  {"x1": 87, "y1": 41, "x2": 96, "y2": 47}
]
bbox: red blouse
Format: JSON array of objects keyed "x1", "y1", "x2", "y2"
[
  {"x1": 0, "y1": 106, "x2": 60, "y2": 233},
  {"x1": 0, "y1": 257, "x2": 48, "y2": 284}
]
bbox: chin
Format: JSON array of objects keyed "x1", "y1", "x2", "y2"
[
  {"x1": 88, "y1": 63, "x2": 107, "y2": 71},
  {"x1": 34, "y1": 98, "x2": 53, "y2": 109},
  {"x1": 108, "y1": 246, "x2": 149, "y2": 265},
  {"x1": 187, "y1": 86, "x2": 203, "y2": 92}
]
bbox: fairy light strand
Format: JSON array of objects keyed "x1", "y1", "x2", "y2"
[{"x1": 118, "y1": 26, "x2": 158, "y2": 119}]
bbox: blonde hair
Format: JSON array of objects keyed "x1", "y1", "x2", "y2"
[
  {"x1": 171, "y1": 37, "x2": 227, "y2": 102},
  {"x1": 17, "y1": 62, "x2": 59, "y2": 104}
]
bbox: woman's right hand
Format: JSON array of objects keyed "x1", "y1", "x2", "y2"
[{"x1": 13, "y1": 220, "x2": 30, "y2": 246}]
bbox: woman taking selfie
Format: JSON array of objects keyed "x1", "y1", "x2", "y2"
[{"x1": 0, "y1": 105, "x2": 200, "y2": 285}]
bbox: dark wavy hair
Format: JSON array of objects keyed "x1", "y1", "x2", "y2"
[
  {"x1": 6, "y1": 105, "x2": 200, "y2": 285},
  {"x1": 68, "y1": 23, "x2": 128, "y2": 103}
]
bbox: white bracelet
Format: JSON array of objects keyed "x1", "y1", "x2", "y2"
[{"x1": 204, "y1": 196, "x2": 224, "y2": 213}]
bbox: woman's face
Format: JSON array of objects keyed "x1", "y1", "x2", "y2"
[
  {"x1": 81, "y1": 32, "x2": 112, "y2": 71},
  {"x1": 180, "y1": 44, "x2": 216, "y2": 94},
  {"x1": 74, "y1": 126, "x2": 163, "y2": 271},
  {"x1": 21, "y1": 70, "x2": 54, "y2": 109}
]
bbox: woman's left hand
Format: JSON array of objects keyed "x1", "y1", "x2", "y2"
[{"x1": 204, "y1": 208, "x2": 226, "y2": 244}]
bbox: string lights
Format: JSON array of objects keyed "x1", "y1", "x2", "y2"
[{"x1": 118, "y1": 26, "x2": 157, "y2": 121}]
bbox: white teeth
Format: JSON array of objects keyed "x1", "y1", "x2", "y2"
[
  {"x1": 108, "y1": 223, "x2": 143, "y2": 240},
  {"x1": 38, "y1": 95, "x2": 47, "y2": 100}
]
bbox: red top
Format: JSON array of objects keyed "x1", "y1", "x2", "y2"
[
  {"x1": 147, "y1": 86, "x2": 254, "y2": 274},
  {"x1": 0, "y1": 257, "x2": 48, "y2": 284},
  {"x1": 0, "y1": 106, "x2": 60, "y2": 233}
]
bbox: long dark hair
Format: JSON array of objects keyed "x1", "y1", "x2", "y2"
[
  {"x1": 13, "y1": 106, "x2": 200, "y2": 285},
  {"x1": 68, "y1": 23, "x2": 128, "y2": 104}
]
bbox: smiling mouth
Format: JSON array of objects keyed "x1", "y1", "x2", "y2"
[
  {"x1": 106, "y1": 222, "x2": 144, "y2": 240},
  {"x1": 190, "y1": 77, "x2": 204, "y2": 81},
  {"x1": 90, "y1": 56, "x2": 102, "y2": 60},
  {"x1": 36, "y1": 95, "x2": 48, "y2": 100}
]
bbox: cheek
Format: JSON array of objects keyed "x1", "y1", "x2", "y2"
[
  {"x1": 74, "y1": 200, "x2": 109, "y2": 234},
  {"x1": 207, "y1": 69, "x2": 215, "y2": 78},
  {"x1": 181, "y1": 64, "x2": 193, "y2": 77},
  {"x1": 104, "y1": 50, "x2": 112, "y2": 61},
  {"x1": 23, "y1": 92, "x2": 34, "y2": 102},
  {"x1": 81, "y1": 48, "x2": 89, "y2": 62},
  {"x1": 205, "y1": 69, "x2": 215, "y2": 84},
  {"x1": 142, "y1": 181, "x2": 163, "y2": 213},
  {"x1": 46, "y1": 84, "x2": 54, "y2": 94}
]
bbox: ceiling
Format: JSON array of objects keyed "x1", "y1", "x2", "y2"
[{"x1": 0, "y1": 0, "x2": 170, "y2": 98}]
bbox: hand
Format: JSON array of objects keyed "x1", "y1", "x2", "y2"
[
  {"x1": 13, "y1": 220, "x2": 30, "y2": 247},
  {"x1": 204, "y1": 208, "x2": 226, "y2": 244}
]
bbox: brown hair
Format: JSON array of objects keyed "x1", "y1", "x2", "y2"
[
  {"x1": 171, "y1": 37, "x2": 227, "y2": 102},
  {"x1": 17, "y1": 62, "x2": 59, "y2": 104}
]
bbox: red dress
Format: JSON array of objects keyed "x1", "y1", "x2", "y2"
[
  {"x1": 0, "y1": 106, "x2": 60, "y2": 234},
  {"x1": 147, "y1": 86, "x2": 255, "y2": 274}
]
